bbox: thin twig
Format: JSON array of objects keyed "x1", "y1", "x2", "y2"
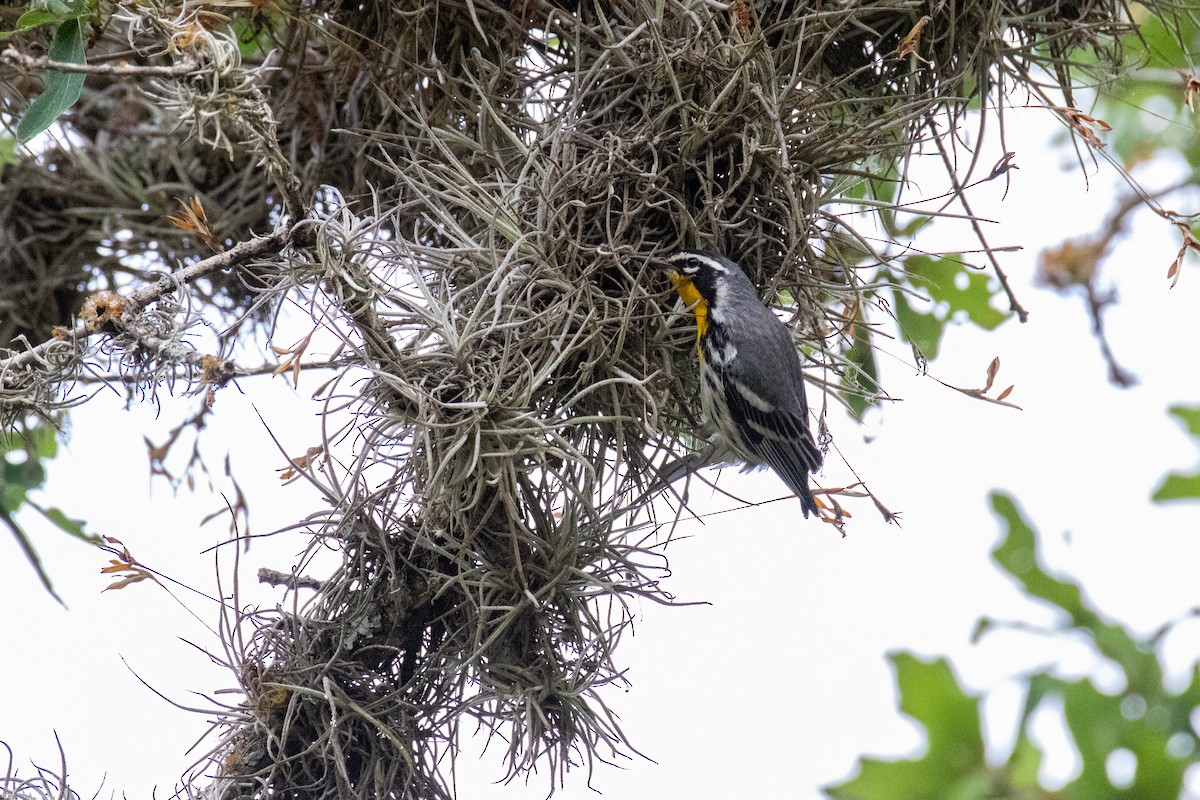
[
  {"x1": 1, "y1": 226, "x2": 293, "y2": 374},
  {"x1": 927, "y1": 119, "x2": 1030, "y2": 323},
  {"x1": 1083, "y1": 282, "x2": 1136, "y2": 387},
  {"x1": 1, "y1": 46, "x2": 198, "y2": 77}
]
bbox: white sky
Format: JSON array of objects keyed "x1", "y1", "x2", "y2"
[{"x1": 2, "y1": 105, "x2": 1199, "y2": 799}]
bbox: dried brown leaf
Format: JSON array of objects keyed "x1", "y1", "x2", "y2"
[
  {"x1": 983, "y1": 357, "x2": 1000, "y2": 392},
  {"x1": 1184, "y1": 73, "x2": 1200, "y2": 112},
  {"x1": 896, "y1": 15, "x2": 931, "y2": 59}
]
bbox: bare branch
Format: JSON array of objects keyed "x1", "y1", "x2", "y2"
[
  {"x1": 1, "y1": 226, "x2": 292, "y2": 375},
  {"x1": 927, "y1": 118, "x2": 1030, "y2": 323},
  {"x1": 1, "y1": 46, "x2": 198, "y2": 77}
]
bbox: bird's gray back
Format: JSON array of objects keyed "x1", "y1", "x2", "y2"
[{"x1": 721, "y1": 285, "x2": 810, "y2": 416}]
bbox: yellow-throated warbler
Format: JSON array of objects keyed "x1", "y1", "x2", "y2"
[{"x1": 665, "y1": 250, "x2": 823, "y2": 517}]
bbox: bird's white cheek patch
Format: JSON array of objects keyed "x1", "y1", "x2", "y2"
[
  {"x1": 710, "y1": 290, "x2": 727, "y2": 326},
  {"x1": 734, "y1": 381, "x2": 775, "y2": 412}
]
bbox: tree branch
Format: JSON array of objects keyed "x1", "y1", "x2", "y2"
[
  {"x1": 927, "y1": 119, "x2": 1030, "y2": 323},
  {"x1": 1, "y1": 226, "x2": 293, "y2": 375},
  {"x1": 1, "y1": 46, "x2": 198, "y2": 77}
]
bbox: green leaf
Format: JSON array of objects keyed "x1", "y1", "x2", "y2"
[
  {"x1": 1152, "y1": 405, "x2": 1200, "y2": 502},
  {"x1": 37, "y1": 505, "x2": 96, "y2": 543},
  {"x1": 35, "y1": 0, "x2": 91, "y2": 18},
  {"x1": 0, "y1": 423, "x2": 65, "y2": 508},
  {"x1": 0, "y1": 423, "x2": 90, "y2": 602},
  {"x1": 1154, "y1": 473, "x2": 1200, "y2": 502},
  {"x1": 888, "y1": 256, "x2": 1009, "y2": 367},
  {"x1": 26, "y1": 423, "x2": 59, "y2": 459},
  {"x1": 842, "y1": 319, "x2": 880, "y2": 419},
  {"x1": 905, "y1": 255, "x2": 1008, "y2": 332},
  {"x1": 990, "y1": 493, "x2": 1160, "y2": 690},
  {"x1": 845, "y1": 490, "x2": 1200, "y2": 800},
  {"x1": 1123, "y1": 10, "x2": 1197, "y2": 72},
  {"x1": 826, "y1": 756, "x2": 945, "y2": 800},
  {"x1": 3, "y1": 455, "x2": 46, "y2": 512},
  {"x1": 1165, "y1": 405, "x2": 1200, "y2": 437},
  {"x1": 1054, "y1": 677, "x2": 1187, "y2": 800},
  {"x1": 10, "y1": 8, "x2": 59, "y2": 32},
  {"x1": 3, "y1": 0, "x2": 92, "y2": 38},
  {"x1": 892, "y1": 653, "x2": 985, "y2": 773},
  {"x1": 827, "y1": 654, "x2": 986, "y2": 800},
  {"x1": 1058, "y1": 679, "x2": 1123, "y2": 798},
  {"x1": 1004, "y1": 731, "x2": 1043, "y2": 789},
  {"x1": 232, "y1": 13, "x2": 277, "y2": 59},
  {"x1": 0, "y1": 506, "x2": 65, "y2": 606},
  {"x1": 3, "y1": 480, "x2": 28, "y2": 511},
  {"x1": 1094, "y1": 12, "x2": 1200, "y2": 168},
  {"x1": 1175, "y1": 664, "x2": 1200, "y2": 714},
  {"x1": 17, "y1": 17, "x2": 87, "y2": 142},
  {"x1": 891, "y1": 289, "x2": 946, "y2": 361},
  {"x1": 1011, "y1": 673, "x2": 1058, "y2": 744},
  {"x1": 990, "y1": 493, "x2": 1083, "y2": 614}
]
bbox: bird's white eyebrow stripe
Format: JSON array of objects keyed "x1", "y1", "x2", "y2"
[{"x1": 666, "y1": 252, "x2": 728, "y2": 273}]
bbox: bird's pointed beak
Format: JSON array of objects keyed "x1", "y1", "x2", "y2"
[{"x1": 649, "y1": 255, "x2": 685, "y2": 287}]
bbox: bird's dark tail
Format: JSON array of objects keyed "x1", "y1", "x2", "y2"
[{"x1": 793, "y1": 478, "x2": 819, "y2": 519}]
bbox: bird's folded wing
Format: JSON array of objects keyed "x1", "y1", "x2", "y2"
[{"x1": 722, "y1": 375, "x2": 822, "y2": 474}]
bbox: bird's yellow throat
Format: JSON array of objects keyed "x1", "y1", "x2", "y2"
[{"x1": 667, "y1": 269, "x2": 708, "y2": 341}]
